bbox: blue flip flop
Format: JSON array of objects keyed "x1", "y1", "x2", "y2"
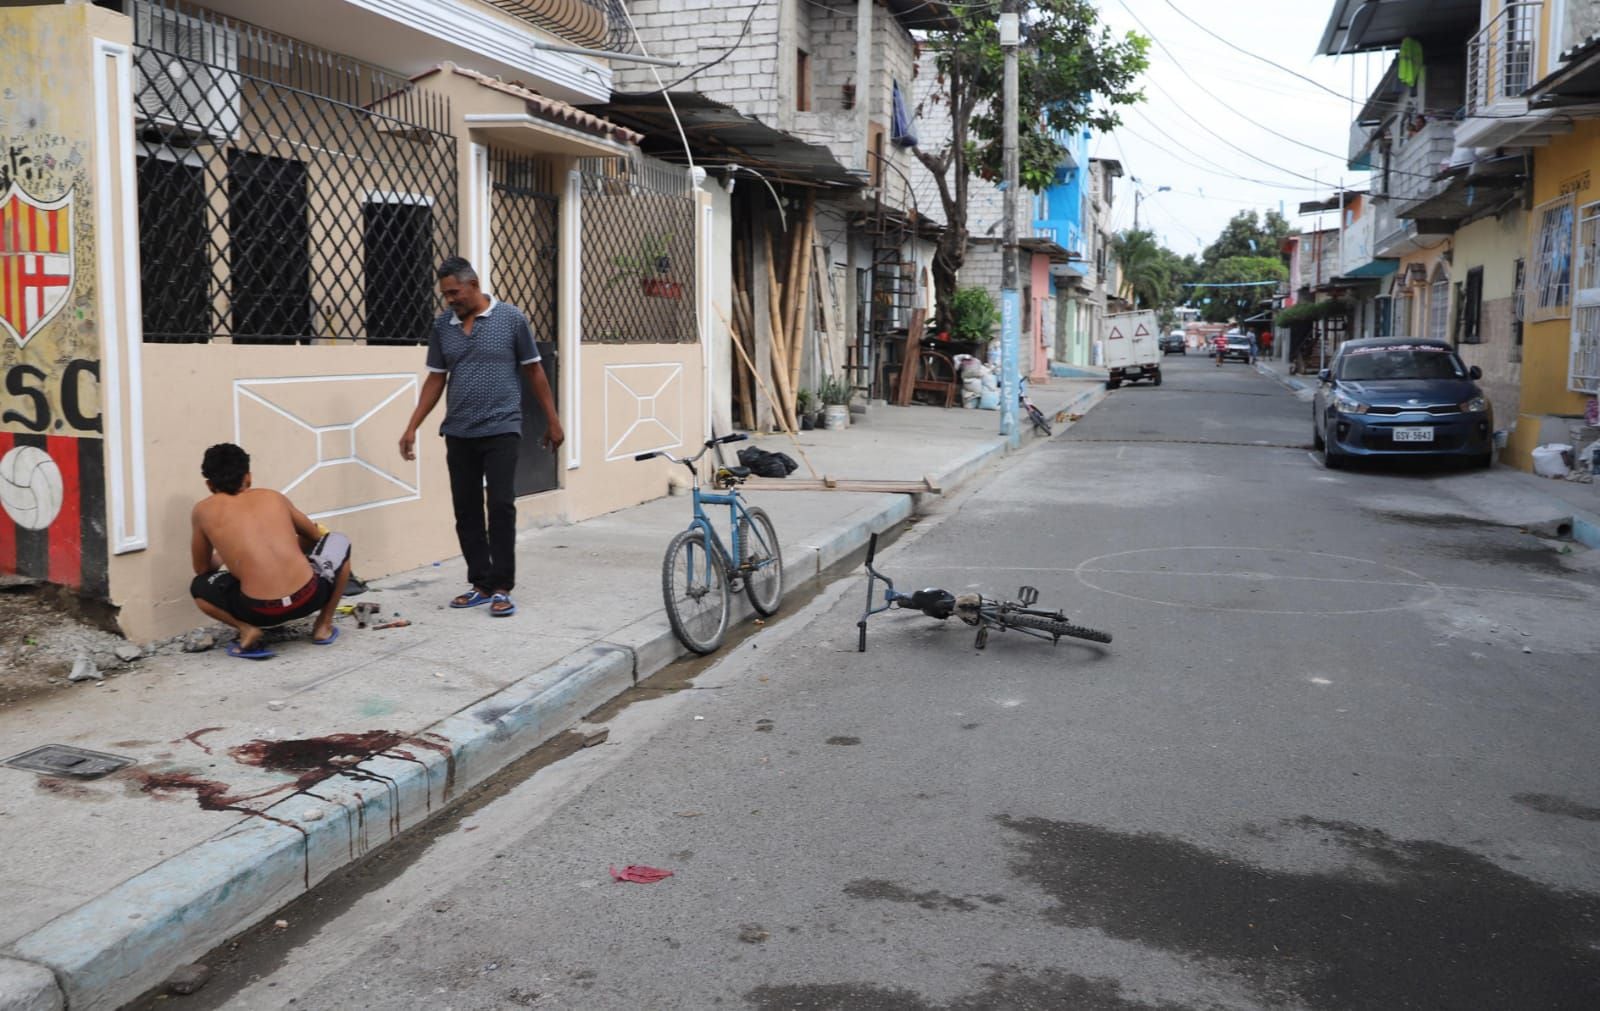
[
  {"x1": 450, "y1": 589, "x2": 492, "y2": 609},
  {"x1": 226, "y1": 641, "x2": 276, "y2": 660},
  {"x1": 312, "y1": 627, "x2": 340, "y2": 646},
  {"x1": 489, "y1": 592, "x2": 517, "y2": 617}
]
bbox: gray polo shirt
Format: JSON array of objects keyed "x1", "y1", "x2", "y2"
[{"x1": 425, "y1": 296, "x2": 541, "y2": 439}]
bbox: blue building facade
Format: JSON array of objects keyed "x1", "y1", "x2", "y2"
[{"x1": 1034, "y1": 128, "x2": 1094, "y2": 365}]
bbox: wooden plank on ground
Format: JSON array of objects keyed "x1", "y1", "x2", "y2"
[{"x1": 742, "y1": 475, "x2": 942, "y2": 494}]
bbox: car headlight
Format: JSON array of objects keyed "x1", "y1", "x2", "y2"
[
  {"x1": 1459, "y1": 396, "x2": 1488, "y2": 413},
  {"x1": 1333, "y1": 392, "x2": 1369, "y2": 415}
]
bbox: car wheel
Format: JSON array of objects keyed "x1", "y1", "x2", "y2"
[
  {"x1": 1105, "y1": 378, "x2": 1120, "y2": 390},
  {"x1": 1312, "y1": 416, "x2": 1325, "y2": 451},
  {"x1": 1324, "y1": 444, "x2": 1346, "y2": 470},
  {"x1": 1152, "y1": 368, "x2": 1162, "y2": 386},
  {"x1": 1473, "y1": 450, "x2": 1493, "y2": 469}
]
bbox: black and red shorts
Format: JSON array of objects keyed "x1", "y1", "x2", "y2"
[{"x1": 190, "y1": 533, "x2": 350, "y2": 627}]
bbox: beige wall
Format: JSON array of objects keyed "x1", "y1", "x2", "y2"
[{"x1": 1452, "y1": 209, "x2": 1526, "y2": 423}]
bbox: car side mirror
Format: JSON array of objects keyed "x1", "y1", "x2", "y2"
[
  {"x1": 1317, "y1": 368, "x2": 1331, "y2": 383},
  {"x1": 1469, "y1": 365, "x2": 1483, "y2": 380}
]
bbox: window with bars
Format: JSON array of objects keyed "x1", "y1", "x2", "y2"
[
  {"x1": 1428, "y1": 278, "x2": 1450, "y2": 342},
  {"x1": 1530, "y1": 194, "x2": 1576, "y2": 322},
  {"x1": 131, "y1": 0, "x2": 458, "y2": 344},
  {"x1": 1458, "y1": 266, "x2": 1484, "y2": 344},
  {"x1": 1392, "y1": 292, "x2": 1413, "y2": 337},
  {"x1": 1573, "y1": 201, "x2": 1600, "y2": 393},
  {"x1": 578, "y1": 155, "x2": 698, "y2": 343}
]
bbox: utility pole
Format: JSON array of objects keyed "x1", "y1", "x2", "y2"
[{"x1": 999, "y1": 0, "x2": 1020, "y2": 444}]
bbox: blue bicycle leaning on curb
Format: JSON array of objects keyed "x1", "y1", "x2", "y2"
[{"x1": 636, "y1": 433, "x2": 784, "y2": 654}]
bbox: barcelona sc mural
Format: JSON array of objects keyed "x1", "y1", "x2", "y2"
[{"x1": 0, "y1": 131, "x2": 108, "y2": 596}]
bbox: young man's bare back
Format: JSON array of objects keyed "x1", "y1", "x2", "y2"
[{"x1": 190, "y1": 443, "x2": 352, "y2": 658}]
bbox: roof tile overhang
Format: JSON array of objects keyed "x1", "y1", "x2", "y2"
[
  {"x1": 1318, "y1": 0, "x2": 1479, "y2": 55},
  {"x1": 886, "y1": 0, "x2": 959, "y2": 32},
  {"x1": 1019, "y1": 237, "x2": 1072, "y2": 263},
  {"x1": 595, "y1": 93, "x2": 865, "y2": 191},
  {"x1": 1530, "y1": 34, "x2": 1600, "y2": 106},
  {"x1": 412, "y1": 63, "x2": 642, "y2": 155}
]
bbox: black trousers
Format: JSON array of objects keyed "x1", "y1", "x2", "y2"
[{"x1": 445, "y1": 434, "x2": 519, "y2": 593}]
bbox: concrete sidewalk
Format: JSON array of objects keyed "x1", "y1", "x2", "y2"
[
  {"x1": 0, "y1": 381, "x2": 1101, "y2": 1011},
  {"x1": 1254, "y1": 357, "x2": 1600, "y2": 549}
]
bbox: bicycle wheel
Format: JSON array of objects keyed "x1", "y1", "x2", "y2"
[
  {"x1": 662, "y1": 527, "x2": 730, "y2": 654},
  {"x1": 1025, "y1": 404, "x2": 1052, "y2": 436},
  {"x1": 738, "y1": 506, "x2": 784, "y2": 616},
  {"x1": 1001, "y1": 612, "x2": 1112, "y2": 644}
]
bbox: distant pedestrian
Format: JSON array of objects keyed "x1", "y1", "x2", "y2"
[
  {"x1": 1260, "y1": 330, "x2": 1274, "y2": 359},
  {"x1": 399, "y1": 256, "x2": 563, "y2": 618}
]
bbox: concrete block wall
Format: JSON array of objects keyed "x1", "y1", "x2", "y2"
[
  {"x1": 615, "y1": 0, "x2": 782, "y2": 125},
  {"x1": 959, "y1": 240, "x2": 1005, "y2": 296}
]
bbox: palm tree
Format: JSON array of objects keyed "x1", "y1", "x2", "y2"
[{"x1": 1110, "y1": 229, "x2": 1169, "y2": 310}]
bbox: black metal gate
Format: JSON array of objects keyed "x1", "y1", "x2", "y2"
[
  {"x1": 131, "y1": 0, "x2": 458, "y2": 344},
  {"x1": 490, "y1": 151, "x2": 561, "y2": 496}
]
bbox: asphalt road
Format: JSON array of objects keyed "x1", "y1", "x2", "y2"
[{"x1": 190, "y1": 356, "x2": 1600, "y2": 1010}]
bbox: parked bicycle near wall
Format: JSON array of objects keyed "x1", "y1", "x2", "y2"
[{"x1": 635, "y1": 434, "x2": 784, "y2": 654}]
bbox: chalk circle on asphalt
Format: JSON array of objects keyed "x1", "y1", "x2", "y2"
[
  {"x1": 0, "y1": 445, "x2": 65, "y2": 531},
  {"x1": 1073, "y1": 546, "x2": 1442, "y2": 616}
]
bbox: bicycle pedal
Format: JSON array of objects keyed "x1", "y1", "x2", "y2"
[{"x1": 1018, "y1": 585, "x2": 1039, "y2": 606}]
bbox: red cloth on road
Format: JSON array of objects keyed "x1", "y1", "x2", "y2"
[{"x1": 610, "y1": 864, "x2": 674, "y2": 883}]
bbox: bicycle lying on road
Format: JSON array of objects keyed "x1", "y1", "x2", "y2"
[
  {"x1": 856, "y1": 533, "x2": 1111, "y2": 651},
  {"x1": 635, "y1": 433, "x2": 784, "y2": 655}
]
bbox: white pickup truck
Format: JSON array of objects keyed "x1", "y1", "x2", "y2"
[{"x1": 1100, "y1": 311, "x2": 1162, "y2": 389}]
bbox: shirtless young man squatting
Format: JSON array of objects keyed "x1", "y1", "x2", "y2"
[{"x1": 189, "y1": 443, "x2": 353, "y2": 659}]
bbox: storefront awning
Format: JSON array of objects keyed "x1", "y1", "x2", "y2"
[
  {"x1": 1333, "y1": 258, "x2": 1399, "y2": 282},
  {"x1": 596, "y1": 93, "x2": 865, "y2": 190}
]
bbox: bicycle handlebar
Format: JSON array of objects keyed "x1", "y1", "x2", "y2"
[{"x1": 634, "y1": 432, "x2": 749, "y2": 465}]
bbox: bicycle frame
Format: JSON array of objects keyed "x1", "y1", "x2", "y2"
[{"x1": 637, "y1": 434, "x2": 778, "y2": 588}]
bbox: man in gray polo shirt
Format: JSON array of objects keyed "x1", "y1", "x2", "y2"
[{"x1": 400, "y1": 256, "x2": 563, "y2": 617}]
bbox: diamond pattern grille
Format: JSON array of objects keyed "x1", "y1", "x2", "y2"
[
  {"x1": 132, "y1": 0, "x2": 458, "y2": 345},
  {"x1": 579, "y1": 156, "x2": 698, "y2": 344},
  {"x1": 489, "y1": 152, "x2": 559, "y2": 341}
]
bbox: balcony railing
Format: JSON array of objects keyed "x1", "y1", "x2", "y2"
[
  {"x1": 481, "y1": 0, "x2": 625, "y2": 51},
  {"x1": 1467, "y1": 1, "x2": 1541, "y2": 117}
]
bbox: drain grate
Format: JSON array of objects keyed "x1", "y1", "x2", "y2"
[{"x1": 3, "y1": 744, "x2": 134, "y2": 780}]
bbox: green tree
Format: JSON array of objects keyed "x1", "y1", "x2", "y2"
[
  {"x1": 1111, "y1": 229, "x2": 1168, "y2": 310},
  {"x1": 1192, "y1": 255, "x2": 1287, "y2": 323},
  {"x1": 916, "y1": 0, "x2": 1149, "y2": 327},
  {"x1": 1202, "y1": 209, "x2": 1292, "y2": 269}
]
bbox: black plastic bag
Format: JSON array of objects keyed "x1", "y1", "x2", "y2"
[{"x1": 737, "y1": 446, "x2": 799, "y2": 478}]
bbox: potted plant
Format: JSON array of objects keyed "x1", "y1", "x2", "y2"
[
  {"x1": 603, "y1": 233, "x2": 678, "y2": 297},
  {"x1": 816, "y1": 375, "x2": 852, "y2": 430},
  {"x1": 796, "y1": 388, "x2": 817, "y2": 430}
]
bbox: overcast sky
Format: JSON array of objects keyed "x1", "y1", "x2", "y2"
[{"x1": 1092, "y1": 0, "x2": 1392, "y2": 255}]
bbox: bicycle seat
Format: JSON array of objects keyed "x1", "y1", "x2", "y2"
[{"x1": 715, "y1": 466, "x2": 752, "y2": 486}]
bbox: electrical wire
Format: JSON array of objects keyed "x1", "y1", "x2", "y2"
[
  {"x1": 644, "y1": 0, "x2": 764, "y2": 95},
  {"x1": 1158, "y1": 0, "x2": 1351, "y2": 101}
]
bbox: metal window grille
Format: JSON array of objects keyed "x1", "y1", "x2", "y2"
[
  {"x1": 1572, "y1": 201, "x2": 1600, "y2": 393},
  {"x1": 489, "y1": 151, "x2": 560, "y2": 340},
  {"x1": 1392, "y1": 293, "x2": 1413, "y2": 337},
  {"x1": 1428, "y1": 279, "x2": 1450, "y2": 342},
  {"x1": 578, "y1": 154, "x2": 698, "y2": 343},
  {"x1": 1530, "y1": 194, "x2": 1575, "y2": 322},
  {"x1": 132, "y1": 0, "x2": 458, "y2": 344}
]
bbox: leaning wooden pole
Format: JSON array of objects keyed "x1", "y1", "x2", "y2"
[
  {"x1": 716, "y1": 302, "x2": 820, "y2": 479},
  {"x1": 762, "y1": 228, "x2": 797, "y2": 432},
  {"x1": 788, "y1": 197, "x2": 816, "y2": 400}
]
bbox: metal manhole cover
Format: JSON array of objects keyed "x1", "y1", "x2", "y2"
[{"x1": 3, "y1": 744, "x2": 134, "y2": 779}]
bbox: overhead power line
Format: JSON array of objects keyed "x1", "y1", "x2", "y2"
[{"x1": 1159, "y1": 0, "x2": 1351, "y2": 101}]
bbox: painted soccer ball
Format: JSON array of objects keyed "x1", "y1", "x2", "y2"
[{"x1": 0, "y1": 445, "x2": 65, "y2": 531}]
